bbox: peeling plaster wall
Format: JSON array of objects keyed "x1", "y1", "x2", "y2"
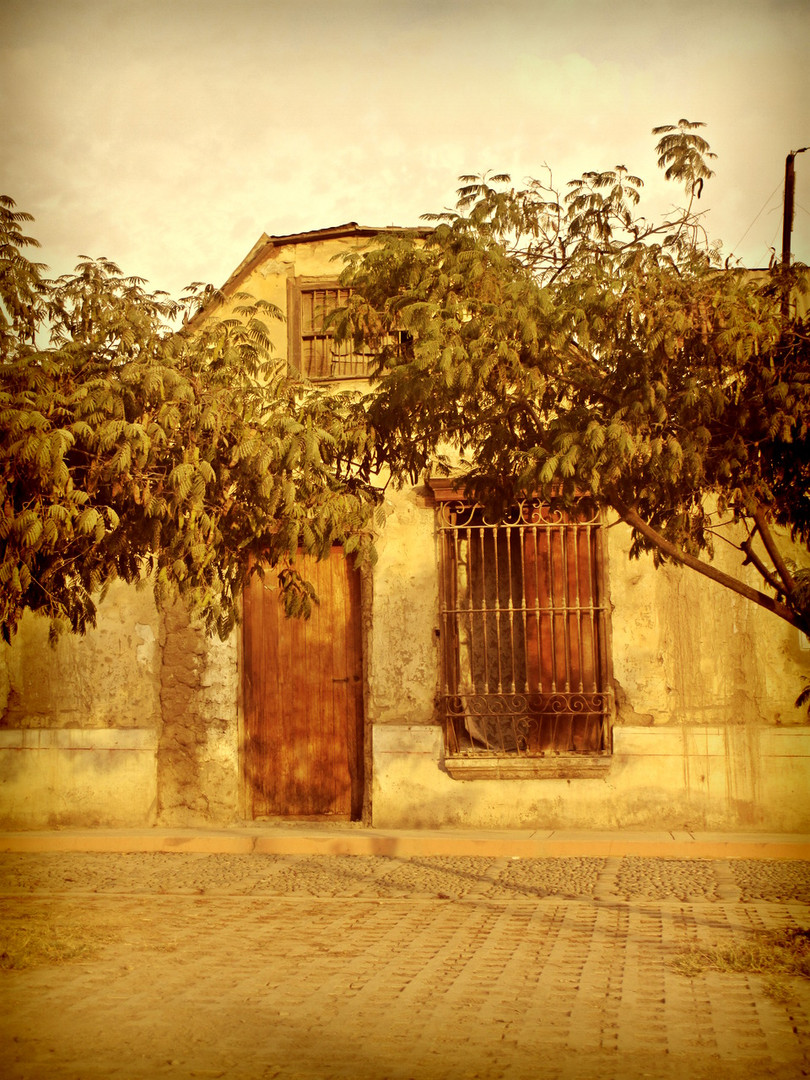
[
  {"x1": 370, "y1": 512, "x2": 810, "y2": 833},
  {"x1": 0, "y1": 581, "x2": 163, "y2": 827},
  {"x1": 156, "y1": 601, "x2": 239, "y2": 827},
  {"x1": 366, "y1": 486, "x2": 439, "y2": 728},
  {"x1": 0, "y1": 580, "x2": 162, "y2": 730},
  {"x1": 0, "y1": 582, "x2": 240, "y2": 829},
  {"x1": 608, "y1": 518, "x2": 804, "y2": 728}
]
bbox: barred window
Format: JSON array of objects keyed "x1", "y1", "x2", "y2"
[
  {"x1": 288, "y1": 278, "x2": 372, "y2": 380},
  {"x1": 436, "y1": 496, "x2": 612, "y2": 774}
]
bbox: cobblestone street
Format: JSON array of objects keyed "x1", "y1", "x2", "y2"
[{"x1": 1, "y1": 852, "x2": 809, "y2": 1079}]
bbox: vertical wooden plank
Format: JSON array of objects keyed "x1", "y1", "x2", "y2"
[
  {"x1": 442, "y1": 522, "x2": 462, "y2": 753},
  {"x1": 280, "y1": 568, "x2": 303, "y2": 813},
  {"x1": 303, "y1": 556, "x2": 321, "y2": 814},
  {"x1": 266, "y1": 565, "x2": 290, "y2": 813},
  {"x1": 565, "y1": 524, "x2": 581, "y2": 693},
  {"x1": 523, "y1": 523, "x2": 540, "y2": 692},
  {"x1": 300, "y1": 554, "x2": 327, "y2": 814},
  {"x1": 287, "y1": 277, "x2": 302, "y2": 376},
  {"x1": 243, "y1": 567, "x2": 282, "y2": 816},
  {"x1": 315, "y1": 551, "x2": 340, "y2": 814},
  {"x1": 249, "y1": 571, "x2": 266, "y2": 815},
  {"x1": 346, "y1": 554, "x2": 365, "y2": 819},
  {"x1": 242, "y1": 573, "x2": 259, "y2": 813},
  {"x1": 550, "y1": 523, "x2": 567, "y2": 693},
  {"x1": 577, "y1": 524, "x2": 596, "y2": 692},
  {"x1": 329, "y1": 550, "x2": 350, "y2": 815}
]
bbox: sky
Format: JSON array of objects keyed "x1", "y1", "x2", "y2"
[{"x1": 2, "y1": 0, "x2": 809, "y2": 299}]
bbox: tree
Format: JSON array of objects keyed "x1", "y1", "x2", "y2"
[
  {"x1": 337, "y1": 121, "x2": 810, "y2": 641},
  {"x1": 0, "y1": 198, "x2": 378, "y2": 640}
]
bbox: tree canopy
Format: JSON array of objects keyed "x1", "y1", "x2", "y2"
[
  {"x1": 337, "y1": 121, "x2": 810, "y2": 638},
  {"x1": 0, "y1": 196, "x2": 378, "y2": 640},
  {"x1": 3, "y1": 121, "x2": 809, "y2": 671}
]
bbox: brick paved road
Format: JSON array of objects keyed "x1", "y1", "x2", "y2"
[{"x1": 1, "y1": 854, "x2": 809, "y2": 1080}]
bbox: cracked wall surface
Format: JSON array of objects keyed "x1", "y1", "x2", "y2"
[
  {"x1": 156, "y1": 600, "x2": 239, "y2": 827},
  {"x1": 0, "y1": 582, "x2": 239, "y2": 828}
]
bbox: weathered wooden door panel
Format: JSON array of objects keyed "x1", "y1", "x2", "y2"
[{"x1": 242, "y1": 550, "x2": 364, "y2": 819}]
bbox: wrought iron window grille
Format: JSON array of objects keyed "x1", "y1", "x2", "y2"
[{"x1": 436, "y1": 496, "x2": 613, "y2": 764}]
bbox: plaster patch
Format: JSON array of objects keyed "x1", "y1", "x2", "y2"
[
  {"x1": 135, "y1": 623, "x2": 156, "y2": 665},
  {"x1": 259, "y1": 259, "x2": 294, "y2": 276}
]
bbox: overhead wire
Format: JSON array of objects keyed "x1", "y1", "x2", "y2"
[{"x1": 730, "y1": 181, "x2": 783, "y2": 259}]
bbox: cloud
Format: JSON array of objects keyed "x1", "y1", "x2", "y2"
[{"x1": 2, "y1": 0, "x2": 808, "y2": 293}]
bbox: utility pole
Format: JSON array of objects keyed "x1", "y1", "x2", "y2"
[
  {"x1": 781, "y1": 146, "x2": 807, "y2": 321},
  {"x1": 781, "y1": 146, "x2": 808, "y2": 270}
]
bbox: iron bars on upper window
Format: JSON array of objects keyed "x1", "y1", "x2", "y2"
[{"x1": 288, "y1": 279, "x2": 372, "y2": 380}]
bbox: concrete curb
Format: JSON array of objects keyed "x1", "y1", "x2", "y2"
[{"x1": 1, "y1": 828, "x2": 808, "y2": 859}]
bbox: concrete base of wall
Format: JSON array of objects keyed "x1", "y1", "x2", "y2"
[
  {"x1": 4, "y1": 722, "x2": 809, "y2": 834},
  {"x1": 371, "y1": 723, "x2": 810, "y2": 833},
  {"x1": 0, "y1": 729, "x2": 158, "y2": 828}
]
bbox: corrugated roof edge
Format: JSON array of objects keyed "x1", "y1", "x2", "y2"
[
  {"x1": 190, "y1": 222, "x2": 428, "y2": 324},
  {"x1": 228, "y1": 222, "x2": 426, "y2": 289}
]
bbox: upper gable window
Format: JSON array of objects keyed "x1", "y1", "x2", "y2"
[{"x1": 288, "y1": 277, "x2": 372, "y2": 381}]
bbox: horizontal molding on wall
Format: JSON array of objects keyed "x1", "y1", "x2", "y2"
[
  {"x1": 614, "y1": 725, "x2": 810, "y2": 757},
  {"x1": 0, "y1": 729, "x2": 159, "y2": 751}
]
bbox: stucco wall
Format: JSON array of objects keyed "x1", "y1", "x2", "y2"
[
  {"x1": 609, "y1": 518, "x2": 806, "y2": 728},
  {"x1": 0, "y1": 727, "x2": 158, "y2": 829},
  {"x1": 370, "y1": 723, "x2": 810, "y2": 832},
  {"x1": 211, "y1": 233, "x2": 378, "y2": 368},
  {"x1": 0, "y1": 579, "x2": 162, "y2": 730},
  {"x1": 368, "y1": 510, "x2": 810, "y2": 833},
  {"x1": 366, "y1": 485, "x2": 439, "y2": 728},
  {"x1": 0, "y1": 582, "x2": 240, "y2": 829}
]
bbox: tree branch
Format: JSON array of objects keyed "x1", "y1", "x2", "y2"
[
  {"x1": 608, "y1": 492, "x2": 806, "y2": 631},
  {"x1": 741, "y1": 531, "x2": 786, "y2": 598},
  {"x1": 752, "y1": 506, "x2": 798, "y2": 600}
]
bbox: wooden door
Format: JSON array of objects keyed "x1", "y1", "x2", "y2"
[{"x1": 242, "y1": 549, "x2": 364, "y2": 819}]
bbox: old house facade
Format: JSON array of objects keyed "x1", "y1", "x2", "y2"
[{"x1": 1, "y1": 225, "x2": 809, "y2": 832}]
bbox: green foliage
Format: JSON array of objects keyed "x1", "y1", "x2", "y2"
[
  {"x1": 0, "y1": 214, "x2": 378, "y2": 639},
  {"x1": 0, "y1": 196, "x2": 47, "y2": 348},
  {"x1": 339, "y1": 123, "x2": 810, "y2": 644},
  {"x1": 652, "y1": 119, "x2": 717, "y2": 194}
]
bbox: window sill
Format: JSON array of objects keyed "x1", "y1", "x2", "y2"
[
  {"x1": 443, "y1": 754, "x2": 612, "y2": 780},
  {"x1": 306, "y1": 375, "x2": 371, "y2": 383}
]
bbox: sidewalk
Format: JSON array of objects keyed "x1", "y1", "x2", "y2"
[{"x1": 1, "y1": 824, "x2": 808, "y2": 858}]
